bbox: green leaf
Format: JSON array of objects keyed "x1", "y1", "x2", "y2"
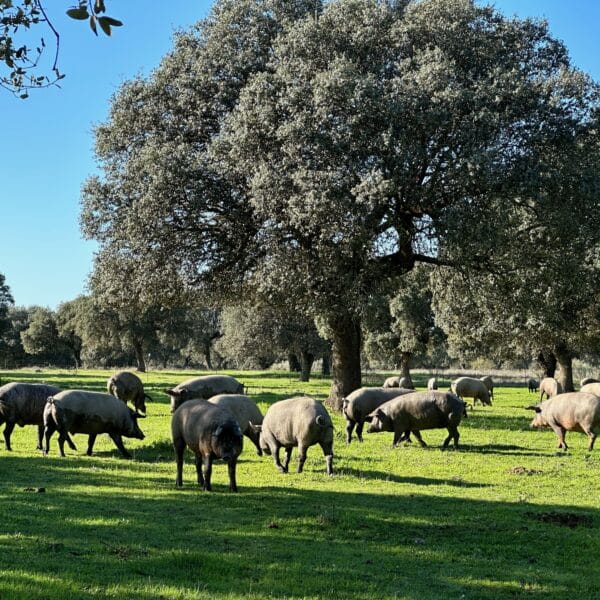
[
  {"x1": 89, "y1": 14, "x2": 97, "y2": 36},
  {"x1": 103, "y1": 16, "x2": 123, "y2": 27},
  {"x1": 98, "y1": 16, "x2": 111, "y2": 37},
  {"x1": 66, "y1": 7, "x2": 89, "y2": 20}
]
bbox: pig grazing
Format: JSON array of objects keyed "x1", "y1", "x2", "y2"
[
  {"x1": 366, "y1": 390, "x2": 465, "y2": 448},
  {"x1": 43, "y1": 390, "x2": 145, "y2": 458},
  {"x1": 0, "y1": 382, "x2": 62, "y2": 451},
  {"x1": 171, "y1": 399, "x2": 243, "y2": 492},
  {"x1": 539, "y1": 377, "x2": 562, "y2": 401},
  {"x1": 528, "y1": 378, "x2": 539, "y2": 393},
  {"x1": 165, "y1": 375, "x2": 244, "y2": 413},
  {"x1": 383, "y1": 376, "x2": 401, "y2": 388},
  {"x1": 208, "y1": 394, "x2": 263, "y2": 455},
  {"x1": 526, "y1": 392, "x2": 600, "y2": 451},
  {"x1": 254, "y1": 397, "x2": 333, "y2": 475},
  {"x1": 451, "y1": 377, "x2": 491, "y2": 407},
  {"x1": 107, "y1": 371, "x2": 150, "y2": 414},
  {"x1": 427, "y1": 377, "x2": 438, "y2": 390},
  {"x1": 342, "y1": 387, "x2": 414, "y2": 443},
  {"x1": 480, "y1": 376, "x2": 494, "y2": 401}
]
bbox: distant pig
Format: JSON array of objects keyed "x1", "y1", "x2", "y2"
[
  {"x1": 527, "y1": 392, "x2": 600, "y2": 451},
  {"x1": 366, "y1": 390, "x2": 465, "y2": 448},
  {"x1": 165, "y1": 375, "x2": 244, "y2": 413},
  {"x1": 0, "y1": 382, "x2": 61, "y2": 451},
  {"x1": 43, "y1": 390, "x2": 145, "y2": 458},
  {"x1": 171, "y1": 399, "x2": 243, "y2": 492},
  {"x1": 107, "y1": 371, "x2": 150, "y2": 414},
  {"x1": 252, "y1": 397, "x2": 334, "y2": 475},
  {"x1": 342, "y1": 387, "x2": 414, "y2": 443},
  {"x1": 208, "y1": 394, "x2": 263, "y2": 455}
]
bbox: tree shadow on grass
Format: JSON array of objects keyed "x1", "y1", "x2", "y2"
[{"x1": 0, "y1": 463, "x2": 597, "y2": 599}]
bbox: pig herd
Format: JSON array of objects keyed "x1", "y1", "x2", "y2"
[{"x1": 0, "y1": 372, "x2": 599, "y2": 493}]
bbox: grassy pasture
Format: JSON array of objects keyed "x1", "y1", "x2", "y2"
[{"x1": 0, "y1": 369, "x2": 598, "y2": 599}]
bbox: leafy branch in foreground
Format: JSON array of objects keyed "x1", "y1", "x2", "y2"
[{"x1": 0, "y1": 0, "x2": 121, "y2": 97}]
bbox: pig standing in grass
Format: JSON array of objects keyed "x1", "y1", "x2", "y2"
[
  {"x1": 342, "y1": 387, "x2": 414, "y2": 443},
  {"x1": 208, "y1": 394, "x2": 263, "y2": 455},
  {"x1": 253, "y1": 396, "x2": 334, "y2": 475},
  {"x1": 171, "y1": 399, "x2": 243, "y2": 492},
  {"x1": 527, "y1": 392, "x2": 600, "y2": 451},
  {"x1": 43, "y1": 390, "x2": 145, "y2": 458},
  {"x1": 451, "y1": 377, "x2": 491, "y2": 407},
  {"x1": 107, "y1": 371, "x2": 150, "y2": 414},
  {"x1": 0, "y1": 382, "x2": 61, "y2": 451},
  {"x1": 165, "y1": 375, "x2": 244, "y2": 413},
  {"x1": 539, "y1": 377, "x2": 562, "y2": 401},
  {"x1": 366, "y1": 390, "x2": 465, "y2": 448}
]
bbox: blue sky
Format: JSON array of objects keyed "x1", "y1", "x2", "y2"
[{"x1": 1, "y1": 0, "x2": 599, "y2": 309}]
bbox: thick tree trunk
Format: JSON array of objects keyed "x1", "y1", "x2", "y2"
[
  {"x1": 288, "y1": 353, "x2": 301, "y2": 372},
  {"x1": 326, "y1": 313, "x2": 362, "y2": 411},
  {"x1": 399, "y1": 352, "x2": 413, "y2": 388},
  {"x1": 536, "y1": 349, "x2": 557, "y2": 379},
  {"x1": 203, "y1": 343, "x2": 213, "y2": 370},
  {"x1": 554, "y1": 342, "x2": 574, "y2": 393},
  {"x1": 132, "y1": 339, "x2": 146, "y2": 373},
  {"x1": 299, "y1": 350, "x2": 314, "y2": 382}
]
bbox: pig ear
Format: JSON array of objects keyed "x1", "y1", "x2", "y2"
[
  {"x1": 165, "y1": 388, "x2": 179, "y2": 396},
  {"x1": 214, "y1": 425, "x2": 224, "y2": 437},
  {"x1": 364, "y1": 414, "x2": 374, "y2": 422},
  {"x1": 525, "y1": 405, "x2": 541, "y2": 413}
]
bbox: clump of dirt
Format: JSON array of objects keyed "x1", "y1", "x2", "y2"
[
  {"x1": 509, "y1": 466, "x2": 543, "y2": 476},
  {"x1": 525, "y1": 511, "x2": 592, "y2": 528}
]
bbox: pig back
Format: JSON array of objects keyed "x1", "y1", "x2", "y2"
[
  {"x1": 0, "y1": 382, "x2": 61, "y2": 425},
  {"x1": 344, "y1": 387, "x2": 413, "y2": 421},
  {"x1": 384, "y1": 390, "x2": 464, "y2": 430}
]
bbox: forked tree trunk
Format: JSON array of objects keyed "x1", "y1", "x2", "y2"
[
  {"x1": 536, "y1": 349, "x2": 557, "y2": 379},
  {"x1": 327, "y1": 313, "x2": 362, "y2": 411},
  {"x1": 299, "y1": 350, "x2": 314, "y2": 382},
  {"x1": 554, "y1": 342, "x2": 574, "y2": 393}
]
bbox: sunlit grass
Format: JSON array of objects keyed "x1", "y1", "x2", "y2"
[{"x1": 0, "y1": 368, "x2": 598, "y2": 598}]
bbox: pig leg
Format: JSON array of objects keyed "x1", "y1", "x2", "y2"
[
  {"x1": 297, "y1": 444, "x2": 308, "y2": 473},
  {"x1": 108, "y1": 433, "x2": 131, "y2": 458},
  {"x1": 585, "y1": 430, "x2": 596, "y2": 451},
  {"x1": 549, "y1": 423, "x2": 568, "y2": 450},
  {"x1": 36, "y1": 425, "x2": 44, "y2": 451},
  {"x1": 443, "y1": 426, "x2": 460, "y2": 449},
  {"x1": 412, "y1": 430, "x2": 427, "y2": 447},
  {"x1": 273, "y1": 444, "x2": 287, "y2": 473},
  {"x1": 174, "y1": 438, "x2": 185, "y2": 487},
  {"x1": 43, "y1": 421, "x2": 57, "y2": 455},
  {"x1": 86, "y1": 434, "x2": 97, "y2": 456},
  {"x1": 227, "y1": 457, "x2": 238, "y2": 492},
  {"x1": 393, "y1": 429, "x2": 408, "y2": 447},
  {"x1": 282, "y1": 447, "x2": 293, "y2": 473},
  {"x1": 57, "y1": 431, "x2": 68, "y2": 457},
  {"x1": 3, "y1": 421, "x2": 15, "y2": 451},
  {"x1": 202, "y1": 455, "x2": 213, "y2": 491},
  {"x1": 345, "y1": 419, "x2": 356, "y2": 444},
  {"x1": 355, "y1": 421, "x2": 365, "y2": 443},
  {"x1": 319, "y1": 441, "x2": 334, "y2": 476},
  {"x1": 194, "y1": 453, "x2": 205, "y2": 488}
]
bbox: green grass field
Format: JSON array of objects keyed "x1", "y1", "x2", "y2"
[{"x1": 0, "y1": 369, "x2": 598, "y2": 599}]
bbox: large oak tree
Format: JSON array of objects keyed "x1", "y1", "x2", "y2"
[{"x1": 81, "y1": 0, "x2": 599, "y2": 408}]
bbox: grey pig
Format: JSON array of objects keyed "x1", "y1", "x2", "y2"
[
  {"x1": 366, "y1": 390, "x2": 465, "y2": 449},
  {"x1": 208, "y1": 394, "x2": 263, "y2": 455},
  {"x1": 0, "y1": 382, "x2": 63, "y2": 451},
  {"x1": 165, "y1": 375, "x2": 244, "y2": 413},
  {"x1": 107, "y1": 371, "x2": 151, "y2": 414},
  {"x1": 172, "y1": 399, "x2": 243, "y2": 492},
  {"x1": 527, "y1": 392, "x2": 600, "y2": 451},
  {"x1": 252, "y1": 396, "x2": 334, "y2": 475},
  {"x1": 342, "y1": 387, "x2": 414, "y2": 443},
  {"x1": 43, "y1": 390, "x2": 145, "y2": 458}
]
